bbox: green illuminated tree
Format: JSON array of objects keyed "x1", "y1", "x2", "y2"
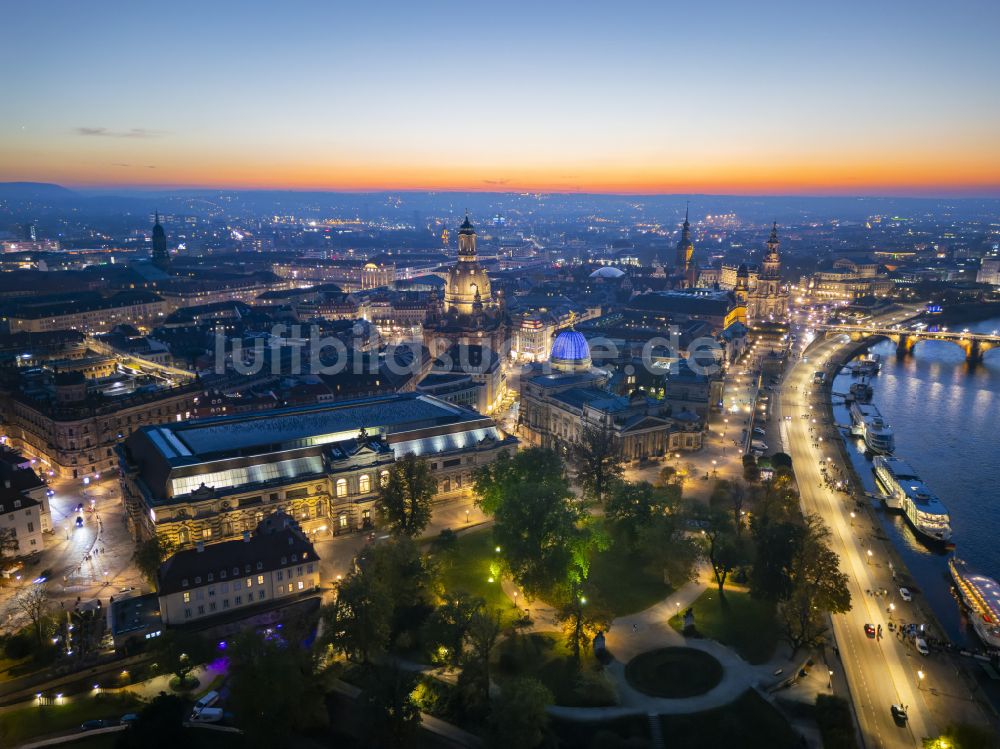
[{"x1": 474, "y1": 448, "x2": 580, "y2": 599}]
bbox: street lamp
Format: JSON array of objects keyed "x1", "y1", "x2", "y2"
[
  {"x1": 917, "y1": 670, "x2": 925, "y2": 690},
  {"x1": 867, "y1": 549, "x2": 873, "y2": 565},
  {"x1": 849, "y1": 511, "x2": 855, "y2": 526}
]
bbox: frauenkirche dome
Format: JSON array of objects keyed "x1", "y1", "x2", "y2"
[{"x1": 444, "y1": 214, "x2": 492, "y2": 315}]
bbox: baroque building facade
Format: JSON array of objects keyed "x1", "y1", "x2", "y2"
[
  {"x1": 746, "y1": 223, "x2": 789, "y2": 323},
  {"x1": 118, "y1": 392, "x2": 516, "y2": 549},
  {"x1": 423, "y1": 215, "x2": 510, "y2": 361},
  {"x1": 519, "y1": 330, "x2": 703, "y2": 462}
]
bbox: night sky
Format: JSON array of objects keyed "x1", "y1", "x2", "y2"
[{"x1": 3, "y1": 0, "x2": 999, "y2": 195}]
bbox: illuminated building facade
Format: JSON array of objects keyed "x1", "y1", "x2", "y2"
[
  {"x1": 118, "y1": 392, "x2": 516, "y2": 548},
  {"x1": 423, "y1": 214, "x2": 510, "y2": 382},
  {"x1": 746, "y1": 223, "x2": 789, "y2": 323}
]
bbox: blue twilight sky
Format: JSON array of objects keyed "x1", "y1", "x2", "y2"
[{"x1": 1, "y1": 0, "x2": 999, "y2": 194}]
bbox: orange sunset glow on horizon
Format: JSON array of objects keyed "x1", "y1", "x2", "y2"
[{"x1": 3, "y1": 0, "x2": 1000, "y2": 198}]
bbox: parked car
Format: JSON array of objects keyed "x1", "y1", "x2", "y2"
[
  {"x1": 189, "y1": 707, "x2": 224, "y2": 724},
  {"x1": 899, "y1": 587, "x2": 912, "y2": 602},
  {"x1": 192, "y1": 690, "x2": 220, "y2": 713},
  {"x1": 120, "y1": 713, "x2": 140, "y2": 725},
  {"x1": 81, "y1": 719, "x2": 113, "y2": 731},
  {"x1": 915, "y1": 637, "x2": 929, "y2": 655},
  {"x1": 864, "y1": 623, "x2": 876, "y2": 638}
]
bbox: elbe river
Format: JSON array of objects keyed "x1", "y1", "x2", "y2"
[{"x1": 833, "y1": 316, "x2": 1000, "y2": 647}]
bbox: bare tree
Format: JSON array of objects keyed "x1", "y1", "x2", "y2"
[
  {"x1": 569, "y1": 424, "x2": 623, "y2": 503},
  {"x1": 0, "y1": 527, "x2": 19, "y2": 561},
  {"x1": 13, "y1": 584, "x2": 51, "y2": 646}
]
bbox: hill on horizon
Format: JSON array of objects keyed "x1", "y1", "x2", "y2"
[{"x1": 0, "y1": 182, "x2": 77, "y2": 200}]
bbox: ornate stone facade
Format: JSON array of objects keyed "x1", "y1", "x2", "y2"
[
  {"x1": 747, "y1": 223, "x2": 789, "y2": 323},
  {"x1": 423, "y1": 215, "x2": 510, "y2": 361},
  {"x1": 118, "y1": 392, "x2": 516, "y2": 549}
]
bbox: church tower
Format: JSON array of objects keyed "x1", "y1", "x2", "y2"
[
  {"x1": 747, "y1": 222, "x2": 788, "y2": 322},
  {"x1": 731, "y1": 263, "x2": 750, "y2": 326},
  {"x1": 734, "y1": 264, "x2": 750, "y2": 304},
  {"x1": 444, "y1": 214, "x2": 492, "y2": 315},
  {"x1": 424, "y1": 213, "x2": 510, "y2": 361},
  {"x1": 675, "y1": 204, "x2": 694, "y2": 273},
  {"x1": 761, "y1": 221, "x2": 781, "y2": 280},
  {"x1": 674, "y1": 204, "x2": 696, "y2": 288},
  {"x1": 151, "y1": 211, "x2": 170, "y2": 271}
]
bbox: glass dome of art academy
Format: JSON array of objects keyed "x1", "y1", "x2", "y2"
[{"x1": 550, "y1": 330, "x2": 591, "y2": 373}]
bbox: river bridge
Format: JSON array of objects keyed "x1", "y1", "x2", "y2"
[{"x1": 816, "y1": 323, "x2": 1000, "y2": 363}]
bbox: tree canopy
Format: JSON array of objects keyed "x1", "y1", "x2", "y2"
[
  {"x1": 569, "y1": 423, "x2": 624, "y2": 503},
  {"x1": 133, "y1": 535, "x2": 176, "y2": 590},
  {"x1": 358, "y1": 664, "x2": 422, "y2": 749},
  {"x1": 486, "y1": 677, "x2": 553, "y2": 749},
  {"x1": 376, "y1": 452, "x2": 436, "y2": 537},
  {"x1": 694, "y1": 503, "x2": 751, "y2": 596},
  {"x1": 228, "y1": 628, "x2": 328, "y2": 747},
  {"x1": 474, "y1": 448, "x2": 582, "y2": 599},
  {"x1": 321, "y1": 536, "x2": 433, "y2": 662},
  {"x1": 776, "y1": 515, "x2": 851, "y2": 653}
]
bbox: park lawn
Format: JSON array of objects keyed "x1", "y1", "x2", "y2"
[
  {"x1": 493, "y1": 631, "x2": 616, "y2": 707},
  {"x1": 0, "y1": 692, "x2": 144, "y2": 746},
  {"x1": 586, "y1": 541, "x2": 672, "y2": 617},
  {"x1": 669, "y1": 588, "x2": 779, "y2": 664},
  {"x1": 658, "y1": 689, "x2": 799, "y2": 749},
  {"x1": 432, "y1": 528, "x2": 519, "y2": 628}
]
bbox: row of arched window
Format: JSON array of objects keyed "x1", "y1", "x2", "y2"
[{"x1": 334, "y1": 470, "x2": 389, "y2": 498}]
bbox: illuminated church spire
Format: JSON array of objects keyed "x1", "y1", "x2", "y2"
[
  {"x1": 457, "y1": 212, "x2": 477, "y2": 260},
  {"x1": 675, "y1": 202, "x2": 696, "y2": 287}
]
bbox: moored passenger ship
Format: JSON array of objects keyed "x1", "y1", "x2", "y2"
[
  {"x1": 873, "y1": 456, "x2": 953, "y2": 545},
  {"x1": 850, "y1": 402, "x2": 895, "y2": 454},
  {"x1": 949, "y1": 557, "x2": 1000, "y2": 650}
]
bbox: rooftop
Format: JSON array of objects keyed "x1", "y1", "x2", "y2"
[
  {"x1": 157, "y1": 514, "x2": 318, "y2": 595},
  {"x1": 135, "y1": 392, "x2": 485, "y2": 465}
]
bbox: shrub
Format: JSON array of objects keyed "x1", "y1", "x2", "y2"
[
  {"x1": 3, "y1": 632, "x2": 33, "y2": 660},
  {"x1": 815, "y1": 694, "x2": 859, "y2": 749},
  {"x1": 571, "y1": 669, "x2": 617, "y2": 707},
  {"x1": 433, "y1": 528, "x2": 458, "y2": 552}
]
